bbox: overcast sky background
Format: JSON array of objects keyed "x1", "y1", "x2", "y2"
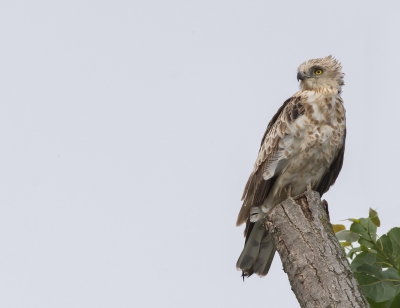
[{"x1": 1, "y1": 1, "x2": 400, "y2": 307}]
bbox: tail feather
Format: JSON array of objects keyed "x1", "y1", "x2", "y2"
[
  {"x1": 236, "y1": 221, "x2": 264, "y2": 271},
  {"x1": 253, "y1": 232, "x2": 276, "y2": 275},
  {"x1": 236, "y1": 221, "x2": 276, "y2": 277}
]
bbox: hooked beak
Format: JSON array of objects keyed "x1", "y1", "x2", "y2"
[{"x1": 297, "y1": 71, "x2": 306, "y2": 82}]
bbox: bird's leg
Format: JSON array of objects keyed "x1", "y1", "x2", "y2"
[
  {"x1": 286, "y1": 185, "x2": 295, "y2": 202},
  {"x1": 306, "y1": 183, "x2": 312, "y2": 192},
  {"x1": 250, "y1": 201, "x2": 271, "y2": 223},
  {"x1": 286, "y1": 185, "x2": 292, "y2": 199},
  {"x1": 250, "y1": 206, "x2": 264, "y2": 223},
  {"x1": 249, "y1": 207, "x2": 260, "y2": 222}
]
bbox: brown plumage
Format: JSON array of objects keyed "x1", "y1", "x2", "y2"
[
  {"x1": 237, "y1": 97, "x2": 305, "y2": 228},
  {"x1": 236, "y1": 55, "x2": 346, "y2": 278}
]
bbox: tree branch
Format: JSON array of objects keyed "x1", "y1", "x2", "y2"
[{"x1": 265, "y1": 191, "x2": 369, "y2": 308}]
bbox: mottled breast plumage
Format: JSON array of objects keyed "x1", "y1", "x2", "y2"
[{"x1": 236, "y1": 55, "x2": 346, "y2": 278}]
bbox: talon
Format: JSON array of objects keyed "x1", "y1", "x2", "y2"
[{"x1": 286, "y1": 186, "x2": 292, "y2": 199}]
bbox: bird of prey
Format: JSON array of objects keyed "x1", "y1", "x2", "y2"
[{"x1": 236, "y1": 55, "x2": 346, "y2": 278}]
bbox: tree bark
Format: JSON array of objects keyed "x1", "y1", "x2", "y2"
[{"x1": 265, "y1": 191, "x2": 369, "y2": 308}]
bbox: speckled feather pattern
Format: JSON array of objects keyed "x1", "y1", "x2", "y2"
[
  {"x1": 236, "y1": 56, "x2": 346, "y2": 278},
  {"x1": 237, "y1": 55, "x2": 346, "y2": 227}
]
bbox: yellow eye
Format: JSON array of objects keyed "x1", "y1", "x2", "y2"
[{"x1": 314, "y1": 69, "x2": 323, "y2": 75}]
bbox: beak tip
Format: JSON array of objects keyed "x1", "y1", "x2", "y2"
[{"x1": 296, "y1": 72, "x2": 303, "y2": 82}]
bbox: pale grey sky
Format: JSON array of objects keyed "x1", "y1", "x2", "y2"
[{"x1": 1, "y1": 1, "x2": 400, "y2": 307}]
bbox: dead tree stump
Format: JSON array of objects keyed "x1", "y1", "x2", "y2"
[{"x1": 265, "y1": 191, "x2": 369, "y2": 308}]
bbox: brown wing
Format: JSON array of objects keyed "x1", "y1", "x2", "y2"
[
  {"x1": 316, "y1": 129, "x2": 346, "y2": 196},
  {"x1": 260, "y1": 96, "x2": 303, "y2": 146},
  {"x1": 236, "y1": 96, "x2": 305, "y2": 229}
]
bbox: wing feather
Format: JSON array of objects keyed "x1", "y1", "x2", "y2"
[
  {"x1": 236, "y1": 96, "x2": 305, "y2": 228},
  {"x1": 316, "y1": 129, "x2": 346, "y2": 196}
]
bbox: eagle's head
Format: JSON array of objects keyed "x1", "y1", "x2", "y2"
[{"x1": 297, "y1": 55, "x2": 344, "y2": 93}]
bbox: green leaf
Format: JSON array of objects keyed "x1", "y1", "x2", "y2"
[
  {"x1": 351, "y1": 252, "x2": 379, "y2": 271},
  {"x1": 376, "y1": 234, "x2": 393, "y2": 266},
  {"x1": 367, "y1": 297, "x2": 389, "y2": 308},
  {"x1": 383, "y1": 267, "x2": 400, "y2": 285},
  {"x1": 354, "y1": 264, "x2": 399, "y2": 302},
  {"x1": 369, "y1": 208, "x2": 381, "y2": 227},
  {"x1": 348, "y1": 247, "x2": 361, "y2": 259},
  {"x1": 342, "y1": 210, "x2": 400, "y2": 305},
  {"x1": 336, "y1": 230, "x2": 360, "y2": 243},
  {"x1": 360, "y1": 218, "x2": 378, "y2": 241},
  {"x1": 357, "y1": 264, "x2": 382, "y2": 277},
  {"x1": 351, "y1": 221, "x2": 371, "y2": 240},
  {"x1": 388, "y1": 228, "x2": 400, "y2": 270},
  {"x1": 388, "y1": 293, "x2": 400, "y2": 308},
  {"x1": 332, "y1": 224, "x2": 346, "y2": 233},
  {"x1": 360, "y1": 245, "x2": 370, "y2": 252},
  {"x1": 346, "y1": 218, "x2": 360, "y2": 223},
  {"x1": 360, "y1": 238, "x2": 376, "y2": 249}
]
